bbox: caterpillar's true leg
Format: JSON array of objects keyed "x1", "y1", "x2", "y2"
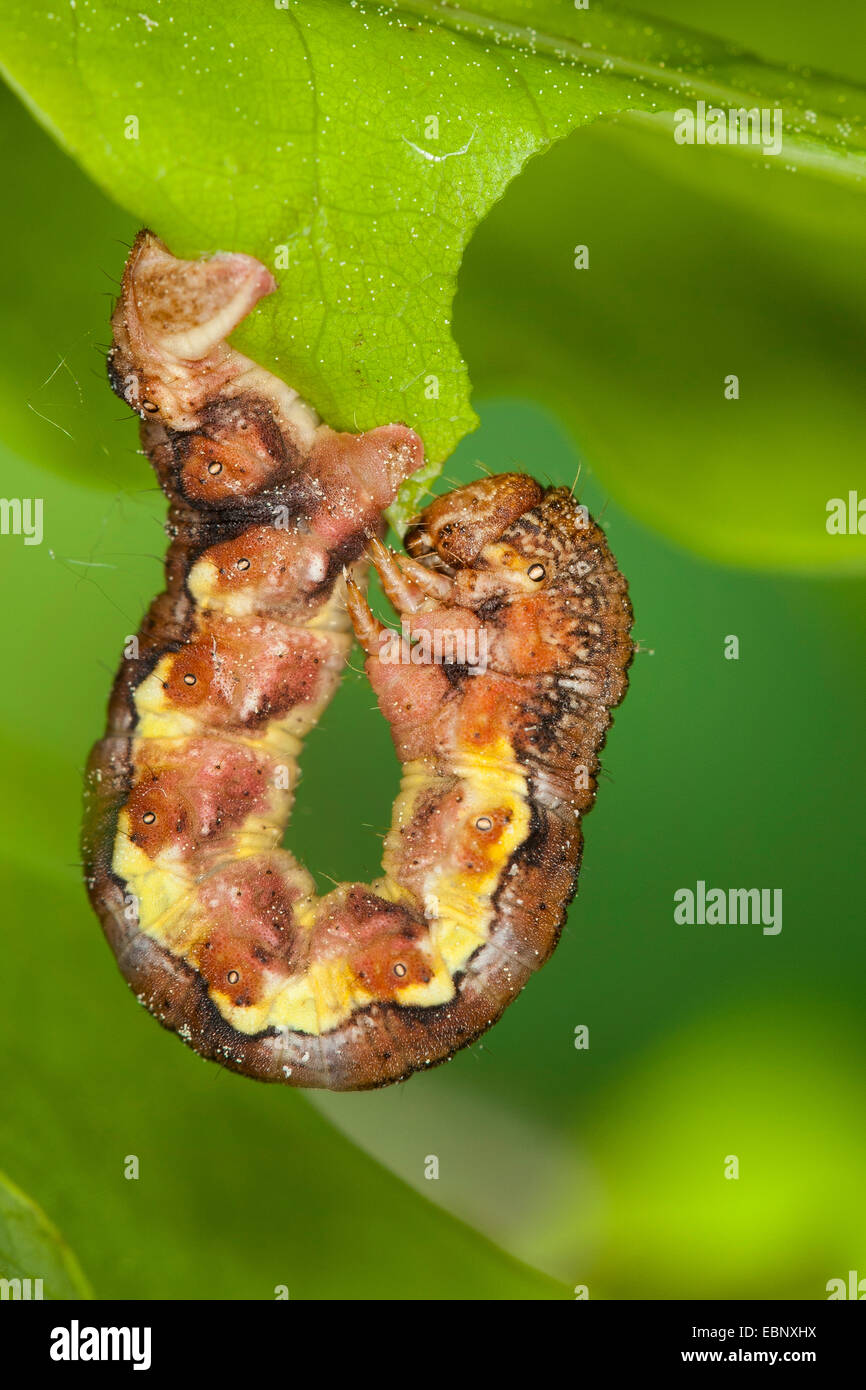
[
  {"x1": 343, "y1": 571, "x2": 385, "y2": 654},
  {"x1": 392, "y1": 551, "x2": 454, "y2": 603},
  {"x1": 345, "y1": 566, "x2": 452, "y2": 735},
  {"x1": 368, "y1": 536, "x2": 450, "y2": 613},
  {"x1": 367, "y1": 537, "x2": 433, "y2": 616}
]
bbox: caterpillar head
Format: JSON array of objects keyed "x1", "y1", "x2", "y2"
[
  {"x1": 406, "y1": 473, "x2": 584, "y2": 601},
  {"x1": 405, "y1": 474, "x2": 543, "y2": 569}
]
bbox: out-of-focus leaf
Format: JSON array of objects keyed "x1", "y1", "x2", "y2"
[
  {"x1": 458, "y1": 119, "x2": 866, "y2": 572},
  {"x1": 0, "y1": 858, "x2": 564, "y2": 1300},
  {"x1": 576, "y1": 1005, "x2": 866, "y2": 1298},
  {"x1": 0, "y1": 1170, "x2": 92, "y2": 1300},
  {"x1": 0, "y1": 83, "x2": 139, "y2": 491}
]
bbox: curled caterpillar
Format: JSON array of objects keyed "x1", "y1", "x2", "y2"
[{"x1": 82, "y1": 230, "x2": 634, "y2": 1090}]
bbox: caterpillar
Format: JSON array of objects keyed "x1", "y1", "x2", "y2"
[{"x1": 82, "y1": 230, "x2": 634, "y2": 1091}]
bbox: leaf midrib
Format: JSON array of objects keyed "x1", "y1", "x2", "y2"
[{"x1": 384, "y1": 0, "x2": 866, "y2": 162}]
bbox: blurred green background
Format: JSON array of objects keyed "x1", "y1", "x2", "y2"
[{"x1": 1, "y1": 1, "x2": 864, "y2": 1300}]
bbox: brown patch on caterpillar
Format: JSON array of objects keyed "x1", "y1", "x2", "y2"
[
  {"x1": 197, "y1": 526, "x2": 333, "y2": 603},
  {"x1": 149, "y1": 618, "x2": 341, "y2": 730},
  {"x1": 456, "y1": 805, "x2": 514, "y2": 876},
  {"x1": 187, "y1": 858, "x2": 308, "y2": 1006},
  {"x1": 146, "y1": 399, "x2": 326, "y2": 531},
  {"x1": 123, "y1": 738, "x2": 284, "y2": 860},
  {"x1": 159, "y1": 639, "x2": 217, "y2": 709},
  {"x1": 177, "y1": 424, "x2": 288, "y2": 506},
  {"x1": 312, "y1": 888, "x2": 432, "y2": 1000},
  {"x1": 84, "y1": 231, "x2": 634, "y2": 1092},
  {"x1": 351, "y1": 940, "x2": 433, "y2": 1000},
  {"x1": 385, "y1": 781, "x2": 513, "y2": 895},
  {"x1": 454, "y1": 673, "x2": 528, "y2": 752}
]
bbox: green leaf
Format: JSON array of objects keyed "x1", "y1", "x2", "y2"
[
  {"x1": 579, "y1": 1005, "x2": 866, "y2": 1298},
  {"x1": 1, "y1": 0, "x2": 865, "y2": 533},
  {"x1": 0, "y1": 83, "x2": 140, "y2": 494},
  {"x1": 458, "y1": 118, "x2": 866, "y2": 573},
  {"x1": 0, "y1": 859, "x2": 563, "y2": 1304},
  {"x1": 0, "y1": 1170, "x2": 93, "y2": 1299}
]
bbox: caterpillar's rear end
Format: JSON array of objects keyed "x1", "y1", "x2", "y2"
[{"x1": 83, "y1": 231, "x2": 633, "y2": 1090}]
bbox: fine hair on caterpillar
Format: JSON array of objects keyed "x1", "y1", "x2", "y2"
[{"x1": 82, "y1": 230, "x2": 634, "y2": 1091}]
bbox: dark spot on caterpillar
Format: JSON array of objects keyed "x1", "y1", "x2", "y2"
[
  {"x1": 442, "y1": 662, "x2": 472, "y2": 688},
  {"x1": 478, "y1": 594, "x2": 505, "y2": 621},
  {"x1": 84, "y1": 230, "x2": 633, "y2": 1093}
]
